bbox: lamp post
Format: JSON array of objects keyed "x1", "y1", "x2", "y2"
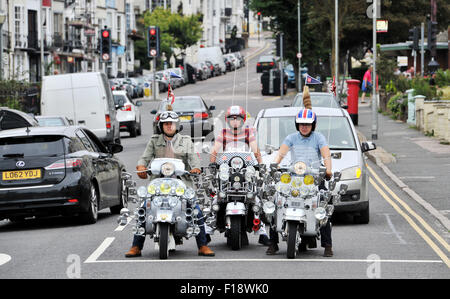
[{"x1": 0, "y1": 11, "x2": 6, "y2": 81}]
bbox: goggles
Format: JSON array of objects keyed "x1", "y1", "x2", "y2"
[{"x1": 159, "y1": 111, "x2": 179, "y2": 121}]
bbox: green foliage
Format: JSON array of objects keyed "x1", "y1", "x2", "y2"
[
  {"x1": 411, "y1": 77, "x2": 437, "y2": 99},
  {"x1": 387, "y1": 92, "x2": 407, "y2": 120},
  {"x1": 434, "y1": 69, "x2": 450, "y2": 87},
  {"x1": 0, "y1": 80, "x2": 40, "y2": 112}
]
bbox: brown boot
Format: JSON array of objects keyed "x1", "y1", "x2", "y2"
[
  {"x1": 125, "y1": 246, "x2": 142, "y2": 258},
  {"x1": 198, "y1": 246, "x2": 215, "y2": 257},
  {"x1": 323, "y1": 246, "x2": 333, "y2": 257}
]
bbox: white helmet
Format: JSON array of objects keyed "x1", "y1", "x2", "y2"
[{"x1": 158, "y1": 111, "x2": 179, "y2": 135}]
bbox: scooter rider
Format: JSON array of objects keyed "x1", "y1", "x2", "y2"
[
  {"x1": 125, "y1": 109, "x2": 215, "y2": 257},
  {"x1": 209, "y1": 105, "x2": 270, "y2": 246},
  {"x1": 266, "y1": 107, "x2": 334, "y2": 257}
]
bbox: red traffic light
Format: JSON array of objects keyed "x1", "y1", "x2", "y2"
[
  {"x1": 257, "y1": 12, "x2": 261, "y2": 15},
  {"x1": 102, "y1": 30, "x2": 110, "y2": 38},
  {"x1": 149, "y1": 28, "x2": 156, "y2": 35}
]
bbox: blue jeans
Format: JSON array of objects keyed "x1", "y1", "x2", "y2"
[{"x1": 131, "y1": 203, "x2": 208, "y2": 249}]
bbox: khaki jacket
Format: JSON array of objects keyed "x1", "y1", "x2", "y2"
[{"x1": 137, "y1": 134, "x2": 200, "y2": 186}]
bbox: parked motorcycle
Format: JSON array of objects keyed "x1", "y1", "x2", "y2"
[
  {"x1": 206, "y1": 150, "x2": 266, "y2": 250},
  {"x1": 117, "y1": 158, "x2": 202, "y2": 259},
  {"x1": 269, "y1": 160, "x2": 347, "y2": 259}
]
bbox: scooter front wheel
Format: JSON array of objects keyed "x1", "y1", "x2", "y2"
[
  {"x1": 286, "y1": 221, "x2": 299, "y2": 259},
  {"x1": 229, "y1": 216, "x2": 242, "y2": 250},
  {"x1": 158, "y1": 223, "x2": 169, "y2": 259}
]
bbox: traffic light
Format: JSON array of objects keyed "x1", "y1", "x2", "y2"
[
  {"x1": 147, "y1": 26, "x2": 160, "y2": 59},
  {"x1": 276, "y1": 34, "x2": 284, "y2": 57},
  {"x1": 427, "y1": 21, "x2": 438, "y2": 56},
  {"x1": 100, "y1": 29, "x2": 112, "y2": 62},
  {"x1": 408, "y1": 27, "x2": 419, "y2": 51},
  {"x1": 257, "y1": 12, "x2": 261, "y2": 22}
]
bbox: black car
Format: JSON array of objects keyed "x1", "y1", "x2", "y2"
[
  {"x1": 256, "y1": 55, "x2": 277, "y2": 73},
  {"x1": 151, "y1": 96, "x2": 215, "y2": 141},
  {"x1": 0, "y1": 126, "x2": 129, "y2": 224}
]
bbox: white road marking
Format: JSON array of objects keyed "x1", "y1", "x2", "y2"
[
  {"x1": 0, "y1": 253, "x2": 11, "y2": 266},
  {"x1": 84, "y1": 237, "x2": 115, "y2": 264},
  {"x1": 83, "y1": 258, "x2": 443, "y2": 264},
  {"x1": 115, "y1": 217, "x2": 132, "y2": 232},
  {"x1": 383, "y1": 213, "x2": 407, "y2": 245}
]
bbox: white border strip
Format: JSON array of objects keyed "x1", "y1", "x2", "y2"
[{"x1": 85, "y1": 237, "x2": 115, "y2": 264}]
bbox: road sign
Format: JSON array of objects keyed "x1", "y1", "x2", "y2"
[{"x1": 376, "y1": 20, "x2": 388, "y2": 33}]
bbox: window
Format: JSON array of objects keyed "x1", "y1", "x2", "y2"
[
  {"x1": 76, "y1": 130, "x2": 95, "y2": 152},
  {"x1": 14, "y1": 5, "x2": 25, "y2": 48},
  {"x1": 116, "y1": 15, "x2": 121, "y2": 42},
  {"x1": 0, "y1": 136, "x2": 65, "y2": 158}
]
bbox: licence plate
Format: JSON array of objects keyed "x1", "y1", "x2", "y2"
[
  {"x1": 291, "y1": 201, "x2": 302, "y2": 207},
  {"x1": 179, "y1": 116, "x2": 192, "y2": 121},
  {"x1": 2, "y1": 169, "x2": 42, "y2": 181}
]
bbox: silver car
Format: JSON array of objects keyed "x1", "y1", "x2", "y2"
[
  {"x1": 254, "y1": 106, "x2": 376, "y2": 224},
  {"x1": 292, "y1": 92, "x2": 341, "y2": 108}
]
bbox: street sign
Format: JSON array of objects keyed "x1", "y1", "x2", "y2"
[{"x1": 376, "y1": 20, "x2": 388, "y2": 33}]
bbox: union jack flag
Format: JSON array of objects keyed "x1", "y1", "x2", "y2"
[{"x1": 167, "y1": 83, "x2": 175, "y2": 105}]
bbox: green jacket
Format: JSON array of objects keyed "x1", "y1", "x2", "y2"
[{"x1": 137, "y1": 134, "x2": 200, "y2": 186}]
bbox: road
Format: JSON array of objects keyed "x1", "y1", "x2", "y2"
[{"x1": 0, "y1": 42, "x2": 449, "y2": 280}]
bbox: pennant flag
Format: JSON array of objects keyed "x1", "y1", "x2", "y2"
[
  {"x1": 305, "y1": 74, "x2": 322, "y2": 85},
  {"x1": 169, "y1": 71, "x2": 182, "y2": 79},
  {"x1": 167, "y1": 83, "x2": 175, "y2": 105}
]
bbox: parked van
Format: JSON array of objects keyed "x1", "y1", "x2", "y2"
[
  {"x1": 40, "y1": 72, "x2": 121, "y2": 145},
  {"x1": 197, "y1": 47, "x2": 226, "y2": 75}
]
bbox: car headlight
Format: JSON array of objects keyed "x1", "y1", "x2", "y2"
[
  {"x1": 293, "y1": 161, "x2": 307, "y2": 175},
  {"x1": 341, "y1": 166, "x2": 362, "y2": 180},
  {"x1": 230, "y1": 157, "x2": 244, "y2": 170},
  {"x1": 280, "y1": 173, "x2": 291, "y2": 184},
  {"x1": 161, "y1": 162, "x2": 175, "y2": 177},
  {"x1": 137, "y1": 186, "x2": 148, "y2": 198},
  {"x1": 160, "y1": 182, "x2": 171, "y2": 194},
  {"x1": 169, "y1": 197, "x2": 179, "y2": 208},
  {"x1": 147, "y1": 184, "x2": 157, "y2": 195},
  {"x1": 153, "y1": 197, "x2": 163, "y2": 207},
  {"x1": 245, "y1": 166, "x2": 256, "y2": 181},
  {"x1": 303, "y1": 175, "x2": 314, "y2": 185}
]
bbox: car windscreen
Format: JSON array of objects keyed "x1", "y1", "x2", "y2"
[
  {"x1": 292, "y1": 93, "x2": 339, "y2": 108},
  {"x1": 258, "y1": 56, "x2": 273, "y2": 62},
  {"x1": 37, "y1": 118, "x2": 66, "y2": 127},
  {"x1": 257, "y1": 116, "x2": 357, "y2": 151},
  {"x1": 113, "y1": 94, "x2": 128, "y2": 105},
  {"x1": 0, "y1": 135, "x2": 65, "y2": 158},
  {"x1": 165, "y1": 98, "x2": 204, "y2": 112}
]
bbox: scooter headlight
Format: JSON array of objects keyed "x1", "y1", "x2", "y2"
[
  {"x1": 230, "y1": 157, "x2": 244, "y2": 170},
  {"x1": 153, "y1": 197, "x2": 163, "y2": 207},
  {"x1": 169, "y1": 197, "x2": 179, "y2": 208},
  {"x1": 161, "y1": 162, "x2": 175, "y2": 177},
  {"x1": 175, "y1": 186, "x2": 185, "y2": 196},
  {"x1": 303, "y1": 175, "x2": 314, "y2": 185},
  {"x1": 147, "y1": 184, "x2": 157, "y2": 195},
  {"x1": 219, "y1": 163, "x2": 230, "y2": 181},
  {"x1": 137, "y1": 186, "x2": 148, "y2": 198},
  {"x1": 184, "y1": 188, "x2": 195, "y2": 200},
  {"x1": 280, "y1": 173, "x2": 292, "y2": 184},
  {"x1": 160, "y1": 182, "x2": 171, "y2": 194},
  {"x1": 245, "y1": 166, "x2": 256, "y2": 181},
  {"x1": 315, "y1": 207, "x2": 327, "y2": 220},
  {"x1": 263, "y1": 201, "x2": 276, "y2": 214},
  {"x1": 293, "y1": 161, "x2": 307, "y2": 175}
]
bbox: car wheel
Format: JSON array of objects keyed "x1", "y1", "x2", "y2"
[
  {"x1": 129, "y1": 122, "x2": 137, "y2": 137},
  {"x1": 79, "y1": 184, "x2": 99, "y2": 224},
  {"x1": 354, "y1": 205, "x2": 370, "y2": 224}
]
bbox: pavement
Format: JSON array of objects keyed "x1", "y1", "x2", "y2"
[{"x1": 356, "y1": 100, "x2": 450, "y2": 231}]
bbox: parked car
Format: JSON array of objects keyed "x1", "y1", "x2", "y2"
[
  {"x1": 233, "y1": 52, "x2": 245, "y2": 67},
  {"x1": 197, "y1": 46, "x2": 227, "y2": 74},
  {"x1": 185, "y1": 63, "x2": 198, "y2": 84},
  {"x1": 0, "y1": 107, "x2": 39, "y2": 131},
  {"x1": 0, "y1": 126, "x2": 129, "y2": 224},
  {"x1": 257, "y1": 55, "x2": 277, "y2": 73},
  {"x1": 194, "y1": 62, "x2": 209, "y2": 80},
  {"x1": 151, "y1": 96, "x2": 216, "y2": 141},
  {"x1": 113, "y1": 90, "x2": 142, "y2": 137},
  {"x1": 36, "y1": 116, "x2": 72, "y2": 127},
  {"x1": 204, "y1": 61, "x2": 217, "y2": 77},
  {"x1": 284, "y1": 64, "x2": 296, "y2": 88},
  {"x1": 41, "y1": 72, "x2": 121, "y2": 145},
  {"x1": 225, "y1": 53, "x2": 240, "y2": 70},
  {"x1": 224, "y1": 56, "x2": 235, "y2": 72},
  {"x1": 291, "y1": 92, "x2": 340, "y2": 108},
  {"x1": 254, "y1": 106, "x2": 376, "y2": 224}
]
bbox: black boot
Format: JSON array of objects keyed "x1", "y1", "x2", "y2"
[{"x1": 266, "y1": 243, "x2": 279, "y2": 255}]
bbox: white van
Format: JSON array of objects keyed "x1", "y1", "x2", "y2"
[
  {"x1": 40, "y1": 72, "x2": 121, "y2": 145},
  {"x1": 197, "y1": 47, "x2": 226, "y2": 74}
]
